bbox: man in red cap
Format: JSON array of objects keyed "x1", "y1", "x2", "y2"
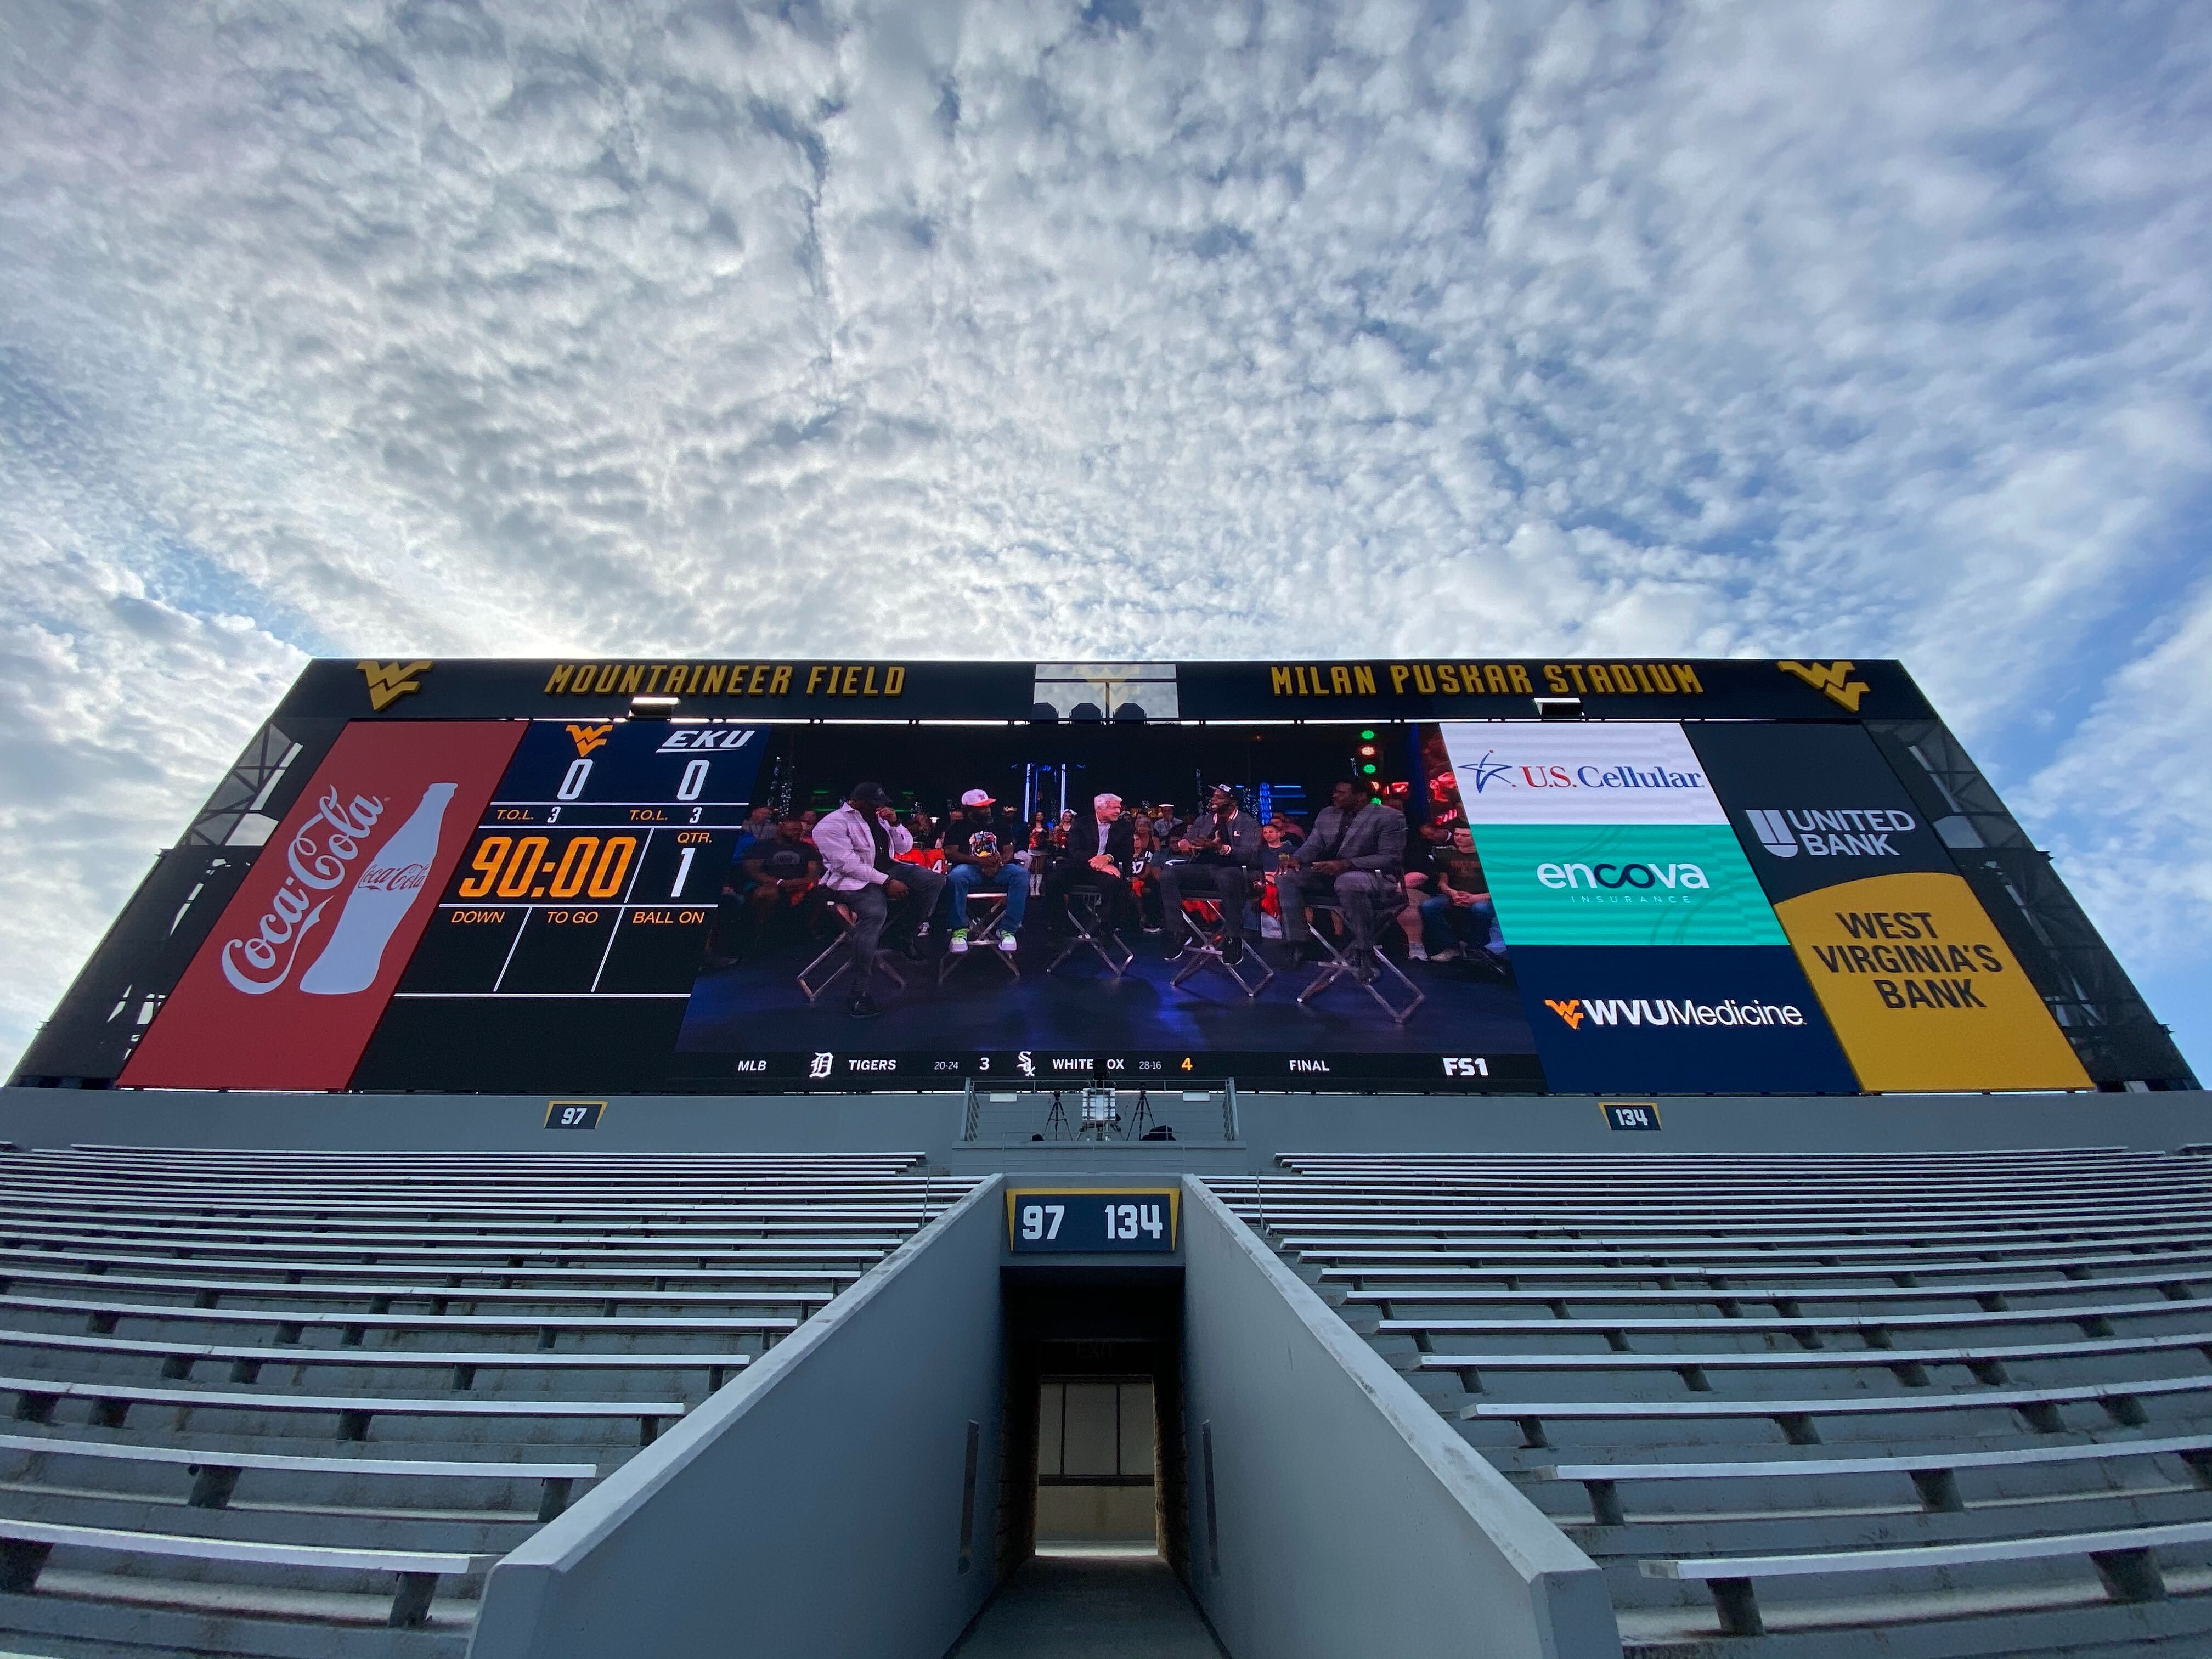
[{"x1": 943, "y1": 787, "x2": 1026, "y2": 954}]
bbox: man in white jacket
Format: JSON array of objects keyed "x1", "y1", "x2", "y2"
[{"x1": 814, "y1": 781, "x2": 946, "y2": 1018}]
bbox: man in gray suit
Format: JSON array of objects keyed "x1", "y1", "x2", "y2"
[
  {"x1": 1153, "y1": 783, "x2": 1264, "y2": 963},
  {"x1": 1275, "y1": 780, "x2": 1407, "y2": 980}
]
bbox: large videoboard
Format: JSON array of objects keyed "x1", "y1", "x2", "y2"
[{"x1": 15, "y1": 657, "x2": 2193, "y2": 1096}]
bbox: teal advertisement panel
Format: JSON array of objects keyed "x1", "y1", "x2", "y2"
[{"x1": 1474, "y1": 823, "x2": 1787, "y2": 946}]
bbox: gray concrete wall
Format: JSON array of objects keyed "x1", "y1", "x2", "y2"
[
  {"x1": 466, "y1": 1176, "x2": 1007, "y2": 1659},
  {"x1": 1177, "y1": 1177, "x2": 1621, "y2": 1659},
  {"x1": 4, "y1": 1084, "x2": 2207, "y2": 1165}
]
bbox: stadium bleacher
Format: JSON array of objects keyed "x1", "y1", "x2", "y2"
[
  {"x1": 1210, "y1": 1149, "x2": 2212, "y2": 1652},
  {"x1": 0, "y1": 1147, "x2": 968, "y2": 1656}
]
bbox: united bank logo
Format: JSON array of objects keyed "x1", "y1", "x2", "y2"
[
  {"x1": 1545, "y1": 994, "x2": 1808, "y2": 1030},
  {"x1": 1743, "y1": 808, "x2": 1916, "y2": 859}
]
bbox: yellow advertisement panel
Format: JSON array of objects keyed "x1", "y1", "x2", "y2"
[{"x1": 1773, "y1": 871, "x2": 2091, "y2": 1092}]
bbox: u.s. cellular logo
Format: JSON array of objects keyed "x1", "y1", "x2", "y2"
[{"x1": 1544, "y1": 996, "x2": 1808, "y2": 1030}]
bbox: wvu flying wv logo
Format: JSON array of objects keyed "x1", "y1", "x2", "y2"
[
  {"x1": 1779, "y1": 659, "x2": 1871, "y2": 712},
  {"x1": 566, "y1": 723, "x2": 613, "y2": 757},
  {"x1": 1544, "y1": 998, "x2": 1587, "y2": 1030},
  {"x1": 359, "y1": 659, "x2": 432, "y2": 712}
]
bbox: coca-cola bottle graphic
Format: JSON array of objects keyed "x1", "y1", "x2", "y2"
[{"x1": 298, "y1": 782, "x2": 456, "y2": 996}]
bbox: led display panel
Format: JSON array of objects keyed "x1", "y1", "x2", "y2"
[
  {"x1": 32, "y1": 656, "x2": 2153, "y2": 1097},
  {"x1": 1689, "y1": 723, "x2": 2091, "y2": 1092},
  {"x1": 1437, "y1": 721, "x2": 1858, "y2": 1093},
  {"x1": 119, "y1": 721, "x2": 526, "y2": 1090}
]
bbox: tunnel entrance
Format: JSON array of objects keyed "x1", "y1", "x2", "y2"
[
  {"x1": 1035, "y1": 1376, "x2": 1156, "y2": 1545},
  {"x1": 945, "y1": 1265, "x2": 1222, "y2": 1657},
  {"x1": 994, "y1": 1267, "x2": 1188, "y2": 1577}
]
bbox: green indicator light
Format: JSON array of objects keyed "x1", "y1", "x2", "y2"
[
  {"x1": 1361, "y1": 763, "x2": 1378, "y2": 775},
  {"x1": 1359, "y1": 729, "x2": 1376, "y2": 741}
]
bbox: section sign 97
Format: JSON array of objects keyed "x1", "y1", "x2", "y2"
[{"x1": 1006, "y1": 1188, "x2": 1181, "y2": 1253}]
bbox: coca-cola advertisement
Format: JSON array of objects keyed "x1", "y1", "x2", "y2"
[{"x1": 120, "y1": 722, "x2": 523, "y2": 1090}]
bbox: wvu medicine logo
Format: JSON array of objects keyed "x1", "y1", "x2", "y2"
[
  {"x1": 566, "y1": 723, "x2": 613, "y2": 757},
  {"x1": 359, "y1": 659, "x2": 432, "y2": 712},
  {"x1": 1779, "y1": 659, "x2": 1871, "y2": 712},
  {"x1": 1544, "y1": 998, "x2": 1587, "y2": 1030}
]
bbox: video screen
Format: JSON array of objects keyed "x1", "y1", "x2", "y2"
[
  {"x1": 109, "y1": 701, "x2": 2101, "y2": 1097},
  {"x1": 667, "y1": 720, "x2": 1545, "y2": 1090}
]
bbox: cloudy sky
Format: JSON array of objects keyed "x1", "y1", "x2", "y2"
[{"x1": 2, "y1": 0, "x2": 2207, "y2": 1076}]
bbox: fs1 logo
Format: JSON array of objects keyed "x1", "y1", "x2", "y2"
[
  {"x1": 1743, "y1": 808, "x2": 1916, "y2": 860},
  {"x1": 1441, "y1": 1056, "x2": 1490, "y2": 1077},
  {"x1": 359, "y1": 659, "x2": 432, "y2": 712},
  {"x1": 1778, "y1": 659, "x2": 1871, "y2": 712}
]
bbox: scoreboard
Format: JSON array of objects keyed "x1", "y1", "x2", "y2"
[
  {"x1": 393, "y1": 721, "x2": 762, "y2": 1003},
  {"x1": 14, "y1": 656, "x2": 2194, "y2": 1099}
]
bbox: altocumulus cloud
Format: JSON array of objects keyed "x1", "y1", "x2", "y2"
[{"x1": 1, "y1": 0, "x2": 2209, "y2": 1068}]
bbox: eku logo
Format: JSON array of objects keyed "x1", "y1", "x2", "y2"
[
  {"x1": 1778, "y1": 659, "x2": 1871, "y2": 712},
  {"x1": 358, "y1": 659, "x2": 432, "y2": 712},
  {"x1": 566, "y1": 723, "x2": 613, "y2": 758}
]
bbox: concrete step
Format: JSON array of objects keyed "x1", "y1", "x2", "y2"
[{"x1": 0, "y1": 1581, "x2": 467, "y2": 1659}]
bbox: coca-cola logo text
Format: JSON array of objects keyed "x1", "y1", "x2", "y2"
[{"x1": 221, "y1": 788, "x2": 387, "y2": 995}]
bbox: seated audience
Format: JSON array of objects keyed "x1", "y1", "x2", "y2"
[
  {"x1": 1273, "y1": 780, "x2": 1407, "y2": 981},
  {"x1": 944, "y1": 788, "x2": 1025, "y2": 954},
  {"x1": 814, "y1": 781, "x2": 947, "y2": 1019},
  {"x1": 741, "y1": 815, "x2": 823, "y2": 940},
  {"x1": 1421, "y1": 827, "x2": 1500, "y2": 963},
  {"x1": 1044, "y1": 792, "x2": 1138, "y2": 939},
  {"x1": 1153, "y1": 783, "x2": 1263, "y2": 964}
]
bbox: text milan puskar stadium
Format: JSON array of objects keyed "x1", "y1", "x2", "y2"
[{"x1": 1, "y1": 656, "x2": 2205, "y2": 1659}]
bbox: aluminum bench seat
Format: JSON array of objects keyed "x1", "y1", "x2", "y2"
[
  {"x1": 0, "y1": 1291, "x2": 798, "y2": 1338},
  {"x1": 1314, "y1": 1246, "x2": 2212, "y2": 1284},
  {"x1": 1263, "y1": 1216, "x2": 2212, "y2": 1246},
  {"x1": 0, "y1": 1224, "x2": 900, "y2": 1259},
  {"x1": 1530, "y1": 1433, "x2": 2212, "y2": 1525},
  {"x1": 1336, "y1": 1266, "x2": 2212, "y2": 1306},
  {"x1": 1379, "y1": 1297, "x2": 2204, "y2": 1340},
  {"x1": 1293, "y1": 1233, "x2": 2212, "y2": 1265},
  {"x1": 1460, "y1": 1372, "x2": 2212, "y2": 1446},
  {"x1": 0, "y1": 1328, "x2": 752, "y2": 1389},
  {"x1": 0, "y1": 1266, "x2": 849, "y2": 1311},
  {"x1": 0, "y1": 1195, "x2": 952, "y2": 1224},
  {"x1": 0, "y1": 1517, "x2": 496, "y2": 1626},
  {"x1": 1418, "y1": 1328, "x2": 2212, "y2": 1386},
  {"x1": 0, "y1": 1375, "x2": 681, "y2": 1443},
  {"x1": 0, "y1": 1432, "x2": 594, "y2": 1520},
  {"x1": 1640, "y1": 1517, "x2": 2212, "y2": 1637},
  {"x1": 0, "y1": 1250, "x2": 864, "y2": 1289}
]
